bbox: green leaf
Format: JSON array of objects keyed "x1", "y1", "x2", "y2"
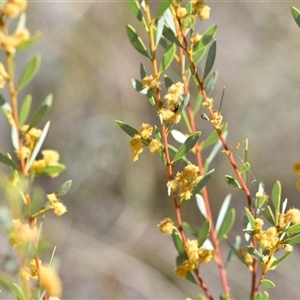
[
  {"x1": 283, "y1": 223, "x2": 300, "y2": 234},
  {"x1": 17, "y1": 54, "x2": 41, "y2": 91},
  {"x1": 172, "y1": 230, "x2": 185, "y2": 255},
  {"x1": 11, "y1": 283, "x2": 25, "y2": 300},
  {"x1": 253, "y1": 291, "x2": 269, "y2": 300},
  {"x1": 163, "y1": 25, "x2": 182, "y2": 48},
  {"x1": 16, "y1": 31, "x2": 41, "y2": 51},
  {"x1": 285, "y1": 233, "x2": 300, "y2": 244},
  {"x1": 203, "y1": 40, "x2": 216, "y2": 80},
  {"x1": 168, "y1": 145, "x2": 191, "y2": 166},
  {"x1": 19, "y1": 94, "x2": 32, "y2": 126},
  {"x1": 116, "y1": 120, "x2": 139, "y2": 137},
  {"x1": 260, "y1": 279, "x2": 275, "y2": 289},
  {"x1": 0, "y1": 273, "x2": 14, "y2": 292},
  {"x1": 247, "y1": 246, "x2": 264, "y2": 262},
  {"x1": 155, "y1": 0, "x2": 172, "y2": 19},
  {"x1": 147, "y1": 95, "x2": 156, "y2": 106},
  {"x1": 140, "y1": 63, "x2": 147, "y2": 79},
  {"x1": 217, "y1": 208, "x2": 235, "y2": 240},
  {"x1": 270, "y1": 251, "x2": 292, "y2": 268},
  {"x1": 201, "y1": 124, "x2": 227, "y2": 149},
  {"x1": 225, "y1": 236, "x2": 243, "y2": 268},
  {"x1": 205, "y1": 70, "x2": 218, "y2": 95},
  {"x1": 35, "y1": 164, "x2": 66, "y2": 176},
  {"x1": 271, "y1": 180, "x2": 281, "y2": 226},
  {"x1": 261, "y1": 206, "x2": 275, "y2": 226},
  {"x1": 192, "y1": 46, "x2": 206, "y2": 65},
  {"x1": 198, "y1": 219, "x2": 210, "y2": 246},
  {"x1": 164, "y1": 75, "x2": 173, "y2": 89},
  {"x1": 225, "y1": 175, "x2": 241, "y2": 189},
  {"x1": 240, "y1": 162, "x2": 250, "y2": 173},
  {"x1": 245, "y1": 207, "x2": 255, "y2": 229},
  {"x1": 198, "y1": 24, "x2": 218, "y2": 48},
  {"x1": 156, "y1": 15, "x2": 165, "y2": 47},
  {"x1": 182, "y1": 221, "x2": 198, "y2": 237},
  {"x1": 28, "y1": 94, "x2": 52, "y2": 129},
  {"x1": 291, "y1": 6, "x2": 300, "y2": 28},
  {"x1": 193, "y1": 92, "x2": 203, "y2": 115},
  {"x1": 193, "y1": 169, "x2": 215, "y2": 195},
  {"x1": 172, "y1": 131, "x2": 201, "y2": 163},
  {"x1": 159, "y1": 43, "x2": 176, "y2": 73},
  {"x1": 127, "y1": 0, "x2": 147, "y2": 27},
  {"x1": 126, "y1": 24, "x2": 150, "y2": 58},
  {"x1": 0, "y1": 152, "x2": 17, "y2": 168},
  {"x1": 55, "y1": 180, "x2": 72, "y2": 198}
]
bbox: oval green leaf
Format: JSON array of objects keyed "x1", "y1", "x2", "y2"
[
  {"x1": 17, "y1": 54, "x2": 41, "y2": 91},
  {"x1": 271, "y1": 180, "x2": 281, "y2": 226},
  {"x1": 127, "y1": 0, "x2": 147, "y2": 27},
  {"x1": 205, "y1": 70, "x2": 218, "y2": 95},
  {"x1": 172, "y1": 230, "x2": 185, "y2": 255},
  {"x1": 155, "y1": 0, "x2": 172, "y2": 19},
  {"x1": 116, "y1": 120, "x2": 139, "y2": 137},
  {"x1": 159, "y1": 43, "x2": 176, "y2": 73},
  {"x1": 261, "y1": 206, "x2": 275, "y2": 226},
  {"x1": 55, "y1": 180, "x2": 72, "y2": 198},
  {"x1": 29, "y1": 94, "x2": 52, "y2": 129},
  {"x1": 182, "y1": 221, "x2": 198, "y2": 237},
  {"x1": 291, "y1": 6, "x2": 300, "y2": 28},
  {"x1": 172, "y1": 131, "x2": 201, "y2": 163},
  {"x1": 225, "y1": 175, "x2": 241, "y2": 189},
  {"x1": 19, "y1": 94, "x2": 32, "y2": 126},
  {"x1": 198, "y1": 24, "x2": 217, "y2": 49},
  {"x1": 193, "y1": 46, "x2": 206, "y2": 65},
  {"x1": 198, "y1": 219, "x2": 210, "y2": 246},
  {"x1": 16, "y1": 31, "x2": 41, "y2": 52},
  {"x1": 217, "y1": 208, "x2": 235, "y2": 240},
  {"x1": 193, "y1": 168, "x2": 215, "y2": 195},
  {"x1": 245, "y1": 207, "x2": 255, "y2": 229},
  {"x1": 203, "y1": 39, "x2": 216, "y2": 80},
  {"x1": 126, "y1": 24, "x2": 150, "y2": 58},
  {"x1": 261, "y1": 279, "x2": 275, "y2": 289},
  {"x1": 240, "y1": 162, "x2": 250, "y2": 173}
]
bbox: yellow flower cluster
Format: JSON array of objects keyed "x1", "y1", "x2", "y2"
[
  {"x1": 0, "y1": 0, "x2": 30, "y2": 54},
  {"x1": 39, "y1": 265, "x2": 62, "y2": 297},
  {"x1": 129, "y1": 123, "x2": 162, "y2": 162},
  {"x1": 175, "y1": 239, "x2": 214, "y2": 278},
  {"x1": 9, "y1": 219, "x2": 36, "y2": 248},
  {"x1": 141, "y1": 75, "x2": 160, "y2": 91},
  {"x1": 158, "y1": 82, "x2": 184, "y2": 124},
  {"x1": 167, "y1": 164, "x2": 201, "y2": 202},
  {"x1": 20, "y1": 259, "x2": 40, "y2": 281},
  {"x1": 47, "y1": 193, "x2": 67, "y2": 216},
  {"x1": 157, "y1": 218, "x2": 176, "y2": 235},
  {"x1": 278, "y1": 208, "x2": 300, "y2": 229},
  {"x1": 210, "y1": 110, "x2": 223, "y2": 129},
  {"x1": 191, "y1": 0, "x2": 211, "y2": 21},
  {"x1": 0, "y1": 62, "x2": 9, "y2": 88}
]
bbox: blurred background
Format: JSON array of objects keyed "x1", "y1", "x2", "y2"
[{"x1": 1, "y1": 1, "x2": 300, "y2": 299}]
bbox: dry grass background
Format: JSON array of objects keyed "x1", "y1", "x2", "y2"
[{"x1": 1, "y1": 1, "x2": 300, "y2": 299}]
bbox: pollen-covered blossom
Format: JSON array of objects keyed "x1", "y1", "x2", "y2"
[
  {"x1": 191, "y1": 0, "x2": 211, "y2": 21},
  {"x1": 175, "y1": 240, "x2": 215, "y2": 278},
  {"x1": 191, "y1": 33, "x2": 202, "y2": 46},
  {"x1": 167, "y1": 164, "x2": 201, "y2": 202},
  {"x1": 20, "y1": 259, "x2": 41, "y2": 281},
  {"x1": 9, "y1": 219, "x2": 36, "y2": 248},
  {"x1": 1, "y1": 0, "x2": 27, "y2": 18},
  {"x1": 157, "y1": 218, "x2": 176, "y2": 235},
  {"x1": 255, "y1": 226, "x2": 279, "y2": 250},
  {"x1": 130, "y1": 134, "x2": 143, "y2": 162},
  {"x1": 202, "y1": 97, "x2": 214, "y2": 109},
  {"x1": 177, "y1": 7, "x2": 188, "y2": 19},
  {"x1": 39, "y1": 266, "x2": 62, "y2": 297},
  {"x1": 158, "y1": 82, "x2": 184, "y2": 124},
  {"x1": 149, "y1": 139, "x2": 162, "y2": 154},
  {"x1": 31, "y1": 150, "x2": 63, "y2": 177},
  {"x1": 210, "y1": 110, "x2": 223, "y2": 128},
  {"x1": 21, "y1": 125, "x2": 42, "y2": 150},
  {"x1": 141, "y1": 75, "x2": 160, "y2": 90},
  {"x1": 47, "y1": 193, "x2": 67, "y2": 216},
  {"x1": 139, "y1": 123, "x2": 153, "y2": 139},
  {"x1": 0, "y1": 28, "x2": 30, "y2": 54}
]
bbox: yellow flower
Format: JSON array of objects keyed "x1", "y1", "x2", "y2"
[
  {"x1": 198, "y1": 5, "x2": 210, "y2": 21},
  {"x1": 285, "y1": 208, "x2": 300, "y2": 224},
  {"x1": 141, "y1": 75, "x2": 160, "y2": 90},
  {"x1": 177, "y1": 7, "x2": 188, "y2": 19},
  {"x1": 174, "y1": 259, "x2": 196, "y2": 278},
  {"x1": 1, "y1": 0, "x2": 27, "y2": 18},
  {"x1": 47, "y1": 193, "x2": 67, "y2": 216},
  {"x1": 293, "y1": 162, "x2": 300, "y2": 175},
  {"x1": 0, "y1": 62, "x2": 9, "y2": 88},
  {"x1": 167, "y1": 165, "x2": 201, "y2": 202},
  {"x1": 139, "y1": 123, "x2": 153, "y2": 139},
  {"x1": 39, "y1": 266, "x2": 62, "y2": 297},
  {"x1": 191, "y1": 33, "x2": 202, "y2": 46},
  {"x1": 0, "y1": 28, "x2": 30, "y2": 54},
  {"x1": 198, "y1": 247, "x2": 214, "y2": 263},
  {"x1": 129, "y1": 134, "x2": 143, "y2": 162},
  {"x1": 149, "y1": 139, "x2": 161, "y2": 155},
  {"x1": 185, "y1": 239, "x2": 199, "y2": 263},
  {"x1": 21, "y1": 125, "x2": 42, "y2": 150},
  {"x1": 157, "y1": 218, "x2": 176, "y2": 235},
  {"x1": 9, "y1": 219, "x2": 36, "y2": 248}
]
